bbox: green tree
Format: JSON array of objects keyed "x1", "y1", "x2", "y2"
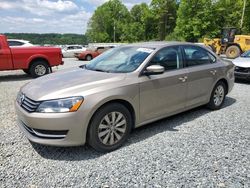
[
  {"x1": 86, "y1": 0, "x2": 250, "y2": 43},
  {"x1": 174, "y1": 0, "x2": 250, "y2": 41},
  {"x1": 237, "y1": 0, "x2": 250, "y2": 35},
  {"x1": 242, "y1": 0, "x2": 250, "y2": 33},
  {"x1": 86, "y1": 0, "x2": 130, "y2": 42},
  {"x1": 121, "y1": 3, "x2": 157, "y2": 42},
  {"x1": 175, "y1": 0, "x2": 218, "y2": 42},
  {"x1": 151, "y1": 0, "x2": 177, "y2": 40},
  {"x1": 213, "y1": 0, "x2": 244, "y2": 33}
]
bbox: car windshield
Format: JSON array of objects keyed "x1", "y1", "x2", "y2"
[
  {"x1": 241, "y1": 50, "x2": 250, "y2": 57},
  {"x1": 84, "y1": 46, "x2": 154, "y2": 73}
]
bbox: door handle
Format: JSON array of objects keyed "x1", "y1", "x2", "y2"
[
  {"x1": 179, "y1": 76, "x2": 188, "y2": 82},
  {"x1": 210, "y1": 70, "x2": 217, "y2": 75}
]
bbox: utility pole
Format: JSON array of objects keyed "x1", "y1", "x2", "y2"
[
  {"x1": 240, "y1": 0, "x2": 246, "y2": 29},
  {"x1": 114, "y1": 20, "x2": 116, "y2": 43}
]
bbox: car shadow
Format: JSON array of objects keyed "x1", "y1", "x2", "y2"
[
  {"x1": 0, "y1": 74, "x2": 32, "y2": 82},
  {"x1": 32, "y1": 96, "x2": 236, "y2": 161},
  {"x1": 235, "y1": 79, "x2": 250, "y2": 85}
]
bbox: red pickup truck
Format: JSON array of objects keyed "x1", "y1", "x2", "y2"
[{"x1": 0, "y1": 35, "x2": 63, "y2": 77}]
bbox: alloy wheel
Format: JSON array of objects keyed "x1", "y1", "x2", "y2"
[
  {"x1": 98, "y1": 111, "x2": 127, "y2": 146},
  {"x1": 213, "y1": 85, "x2": 225, "y2": 106}
]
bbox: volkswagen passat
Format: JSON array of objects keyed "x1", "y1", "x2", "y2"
[{"x1": 15, "y1": 42, "x2": 235, "y2": 152}]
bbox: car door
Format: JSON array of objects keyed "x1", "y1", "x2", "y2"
[
  {"x1": 68, "y1": 46, "x2": 75, "y2": 57},
  {"x1": 0, "y1": 44, "x2": 12, "y2": 70},
  {"x1": 75, "y1": 46, "x2": 83, "y2": 54},
  {"x1": 182, "y1": 45, "x2": 218, "y2": 107},
  {"x1": 139, "y1": 46, "x2": 188, "y2": 123},
  {"x1": 63, "y1": 47, "x2": 69, "y2": 57}
]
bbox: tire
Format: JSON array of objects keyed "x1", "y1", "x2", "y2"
[
  {"x1": 225, "y1": 45, "x2": 241, "y2": 59},
  {"x1": 88, "y1": 103, "x2": 132, "y2": 152},
  {"x1": 86, "y1": 55, "x2": 92, "y2": 61},
  {"x1": 29, "y1": 61, "x2": 50, "y2": 78},
  {"x1": 22, "y1": 69, "x2": 30, "y2": 75},
  {"x1": 207, "y1": 81, "x2": 226, "y2": 110}
]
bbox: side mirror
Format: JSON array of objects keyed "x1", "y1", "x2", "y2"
[{"x1": 144, "y1": 65, "x2": 165, "y2": 75}]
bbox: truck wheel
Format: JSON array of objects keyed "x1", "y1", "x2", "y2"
[
  {"x1": 86, "y1": 55, "x2": 92, "y2": 61},
  {"x1": 23, "y1": 69, "x2": 30, "y2": 75},
  {"x1": 226, "y1": 45, "x2": 241, "y2": 59},
  {"x1": 29, "y1": 61, "x2": 49, "y2": 78}
]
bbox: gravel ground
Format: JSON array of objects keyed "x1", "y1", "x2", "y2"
[{"x1": 0, "y1": 58, "x2": 250, "y2": 187}]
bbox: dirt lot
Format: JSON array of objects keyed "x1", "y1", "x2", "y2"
[{"x1": 0, "y1": 58, "x2": 249, "y2": 187}]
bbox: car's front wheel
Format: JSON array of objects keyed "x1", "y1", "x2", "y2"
[
  {"x1": 207, "y1": 81, "x2": 226, "y2": 110},
  {"x1": 88, "y1": 103, "x2": 132, "y2": 152}
]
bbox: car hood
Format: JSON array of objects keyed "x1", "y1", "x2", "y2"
[
  {"x1": 232, "y1": 57, "x2": 250, "y2": 68},
  {"x1": 21, "y1": 67, "x2": 126, "y2": 101}
]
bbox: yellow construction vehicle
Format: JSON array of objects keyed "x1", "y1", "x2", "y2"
[{"x1": 204, "y1": 28, "x2": 250, "y2": 59}]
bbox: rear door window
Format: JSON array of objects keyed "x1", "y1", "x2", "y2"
[
  {"x1": 183, "y1": 46, "x2": 216, "y2": 67},
  {"x1": 67, "y1": 46, "x2": 74, "y2": 50}
]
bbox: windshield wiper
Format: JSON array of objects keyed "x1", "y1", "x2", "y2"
[
  {"x1": 80, "y1": 65, "x2": 110, "y2": 73},
  {"x1": 93, "y1": 68, "x2": 110, "y2": 73},
  {"x1": 79, "y1": 65, "x2": 86, "y2": 69}
]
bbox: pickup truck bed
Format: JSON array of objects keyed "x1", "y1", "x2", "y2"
[{"x1": 0, "y1": 35, "x2": 63, "y2": 77}]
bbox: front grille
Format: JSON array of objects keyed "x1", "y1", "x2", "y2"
[
  {"x1": 235, "y1": 66, "x2": 250, "y2": 73},
  {"x1": 20, "y1": 96, "x2": 40, "y2": 113}
]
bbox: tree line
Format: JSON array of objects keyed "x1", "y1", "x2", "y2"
[
  {"x1": 86, "y1": 0, "x2": 250, "y2": 43},
  {"x1": 3, "y1": 0, "x2": 249, "y2": 44},
  {"x1": 3, "y1": 33, "x2": 88, "y2": 45}
]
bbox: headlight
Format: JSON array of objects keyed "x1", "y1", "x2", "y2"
[
  {"x1": 36, "y1": 97, "x2": 84, "y2": 113},
  {"x1": 16, "y1": 91, "x2": 23, "y2": 105}
]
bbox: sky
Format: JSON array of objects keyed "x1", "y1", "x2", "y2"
[{"x1": 0, "y1": 0, "x2": 151, "y2": 34}]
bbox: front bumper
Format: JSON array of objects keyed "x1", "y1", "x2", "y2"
[
  {"x1": 235, "y1": 71, "x2": 250, "y2": 80},
  {"x1": 15, "y1": 101, "x2": 89, "y2": 147}
]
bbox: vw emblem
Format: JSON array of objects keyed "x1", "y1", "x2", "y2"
[{"x1": 20, "y1": 94, "x2": 25, "y2": 104}]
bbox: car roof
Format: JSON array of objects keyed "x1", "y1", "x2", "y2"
[
  {"x1": 66, "y1": 45, "x2": 84, "y2": 47},
  {"x1": 126, "y1": 41, "x2": 200, "y2": 49}
]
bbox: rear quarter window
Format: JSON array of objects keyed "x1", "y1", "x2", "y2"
[{"x1": 8, "y1": 41, "x2": 24, "y2": 46}]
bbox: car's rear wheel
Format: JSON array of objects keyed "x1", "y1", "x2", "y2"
[
  {"x1": 86, "y1": 55, "x2": 92, "y2": 61},
  {"x1": 29, "y1": 61, "x2": 50, "y2": 78},
  {"x1": 88, "y1": 103, "x2": 132, "y2": 152},
  {"x1": 207, "y1": 81, "x2": 226, "y2": 110}
]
